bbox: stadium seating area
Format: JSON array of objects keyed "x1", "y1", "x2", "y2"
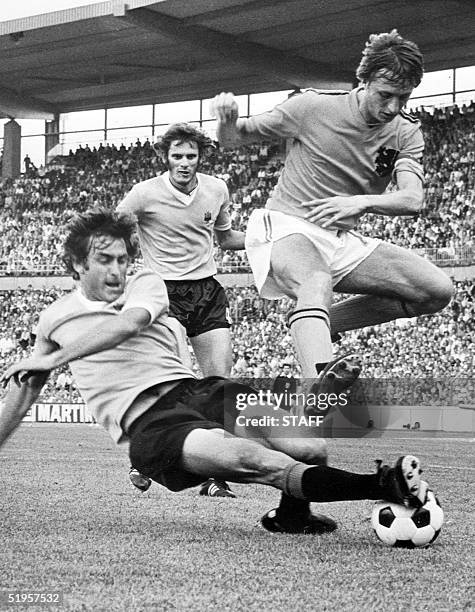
[
  {"x1": 0, "y1": 102, "x2": 474, "y2": 275},
  {"x1": 0, "y1": 101, "x2": 474, "y2": 400},
  {"x1": 0, "y1": 279, "x2": 473, "y2": 401}
]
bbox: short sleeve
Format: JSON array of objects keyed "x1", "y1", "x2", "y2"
[
  {"x1": 121, "y1": 269, "x2": 169, "y2": 323},
  {"x1": 116, "y1": 185, "x2": 143, "y2": 218},
  {"x1": 243, "y1": 91, "x2": 314, "y2": 140},
  {"x1": 214, "y1": 182, "x2": 232, "y2": 231},
  {"x1": 393, "y1": 121, "x2": 425, "y2": 183}
]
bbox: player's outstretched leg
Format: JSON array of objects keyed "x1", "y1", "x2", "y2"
[{"x1": 281, "y1": 455, "x2": 429, "y2": 509}]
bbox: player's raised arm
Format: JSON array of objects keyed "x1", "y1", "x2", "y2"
[{"x1": 211, "y1": 92, "x2": 259, "y2": 147}]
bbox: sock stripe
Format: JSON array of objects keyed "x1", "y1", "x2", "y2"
[
  {"x1": 288, "y1": 314, "x2": 330, "y2": 329},
  {"x1": 288, "y1": 305, "x2": 330, "y2": 330},
  {"x1": 283, "y1": 462, "x2": 308, "y2": 500},
  {"x1": 289, "y1": 307, "x2": 329, "y2": 316},
  {"x1": 288, "y1": 308, "x2": 329, "y2": 324}
]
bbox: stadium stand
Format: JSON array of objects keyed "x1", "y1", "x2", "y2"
[
  {"x1": 0, "y1": 102, "x2": 474, "y2": 399},
  {"x1": 0, "y1": 102, "x2": 474, "y2": 275},
  {"x1": 0, "y1": 279, "x2": 473, "y2": 399}
]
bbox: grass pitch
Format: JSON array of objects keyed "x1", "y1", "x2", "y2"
[{"x1": 0, "y1": 425, "x2": 473, "y2": 611}]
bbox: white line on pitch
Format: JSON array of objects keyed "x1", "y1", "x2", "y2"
[{"x1": 430, "y1": 464, "x2": 475, "y2": 471}]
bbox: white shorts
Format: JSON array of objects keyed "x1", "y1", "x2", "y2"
[{"x1": 245, "y1": 209, "x2": 381, "y2": 299}]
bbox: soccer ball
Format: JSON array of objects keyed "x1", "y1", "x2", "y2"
[{"x1": 371, "y1": 490, "x2": 444, "y2": 548}]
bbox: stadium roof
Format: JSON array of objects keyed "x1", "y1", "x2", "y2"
[{"x1": 1, "y1": 0, "x2": 474, "y2": 120}]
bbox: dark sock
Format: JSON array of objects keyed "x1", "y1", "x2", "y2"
[
  {"x1": 301, "y1": 465, "x2": 381, "y2": 502},
  {"x1": 277, "y1": 493, "x2": 310, "y2": 521}
]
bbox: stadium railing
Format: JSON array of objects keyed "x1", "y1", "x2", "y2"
[{"x1": 1, "y1": 247, "x2": 474, "y2": 276}]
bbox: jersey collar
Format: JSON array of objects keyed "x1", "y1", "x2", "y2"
[{"x1": 163, "y1": 171, "x2": 200, "y2": 205}]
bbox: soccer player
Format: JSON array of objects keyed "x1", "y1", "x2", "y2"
[
  {"x1": 0, "y1": 209, "x2": 429, "y2": 534},
  {"x1": 118, "y1": 123, "x2": 246, "y2": 496},
  {"x1": 211, "y1": 30, "x2": 453, "y2": 394}
]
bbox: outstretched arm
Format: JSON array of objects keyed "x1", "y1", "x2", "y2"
[
  {"x1": 0, "y1": 372, "x2": 48, "y2": 448},
  {"x1": 211, "y1": 92, "x2": 260, "y2": 147},
  {"x1": 0, "y1": 332, "x2": 52, "y2": 448},
  {"x1": 1, "y1": 307, "x2": 153, "y2": 386}
]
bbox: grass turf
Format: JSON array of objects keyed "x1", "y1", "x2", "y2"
[{"x1": 0, "y1": 424, "x2": 473, "y2": 611}]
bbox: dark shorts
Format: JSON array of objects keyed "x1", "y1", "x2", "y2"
[
  {"x1": 165, "y1": 277, "x2": 231, "y2": 337},
  {"x1": 128, "y1": 377, "x2": 254, "y2": 492}
]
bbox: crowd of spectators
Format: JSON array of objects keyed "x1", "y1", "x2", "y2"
[
  {"x1": 0, "y1": 280, "x2": 473, "y2": 403},
  {"x1": 0, "y1": 100, "x2": 474, "y2": 403},
  {"x1": 0, "y1": 101, "x2": 474, "y2": 275}
]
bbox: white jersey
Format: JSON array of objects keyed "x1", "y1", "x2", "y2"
[
  {"x1": 117, "y1": 171, "x2": 232, "y2": 280},
  {"x1": 243, "y1": 88, "x2": 424, "y2": 220},
  {"x1": 38, "y1": 269, "x2": 195, "y2": 443}
]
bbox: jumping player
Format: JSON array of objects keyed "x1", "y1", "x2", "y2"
[
  {"x1": 0, "y1": 209, "x2": 429, "y2": 534},
  {"x1": 118, "y1": 123, "x2": 245, "y2": 496},
  {"x1": 212, "y1": 30, "x2": 453, "y2": 394}
]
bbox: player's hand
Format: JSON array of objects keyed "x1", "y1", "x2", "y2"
[
  {"x1": 1, "y1": 356, "x2": 55, "y2": 388},
  {"x1": 301, "y1": 195, "x2": 366, "y2": 229},
  {"x1": 210, "y1": 92, "x2": 239, "y2": 124}
]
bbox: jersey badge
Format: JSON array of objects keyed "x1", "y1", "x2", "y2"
[
  {"x1": 375, "y1": 146, "x2": 400, "y2": 177},
  {"x1": 204, "y1": 211, "x2": 212, "y2": 224}
]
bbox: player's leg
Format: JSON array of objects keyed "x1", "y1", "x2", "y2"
[
  {"x1": 187, "y1": 280, "x2": 235, "y2": 496},
  {"x1": 190, "y1": 328, "x2": 237, "y2": 497},
  {"x1": 331, "y1": 242, "x2": 453, "y2": 334},
  {"x1": 190, "y1": 328, "x2": 233, "y2": 377},
  {"x1": 234, "y1": 398, "x2": 338, "y2": 532},
  {"x1": 180, "y1": 428, "x2": 426, "y2": 508},
  {"x1": 234, "y1": 399, "x2": 328, "y2": 464},
  {"x1": 188, "y1": 277, "x2": 233, "y2": 377},
  {"x1": 269, "y1": 234, "x2": 334, "y2": 378}
]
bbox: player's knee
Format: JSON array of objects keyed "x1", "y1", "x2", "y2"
[
  {"x1": 273, "y1": 265, "x2": 331, "y2": 303},
  {"x1": 419, "y1": 275, "x2": 454, "y2": 314},
  {"x1": 295, "y1": 272, "x2": 332, "y2": 304},
  {"x1": 434, "y1": 275, "x2": 454, "y2": 310},
  {"x1": 296, "y1": 437, "x2": 327, "y2": 465}
]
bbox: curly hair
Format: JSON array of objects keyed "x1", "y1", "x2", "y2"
[
  {"x1": 356, "y1": 29, "x2": 423, "y2": 87},
  {"x1": 63, "y1": 208, "x2": 138, "y2": 280},
  {"x1": 155, "y1": 122, "x2": 214, "y2": 160}
]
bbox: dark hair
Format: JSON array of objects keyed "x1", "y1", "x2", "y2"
[
  {"x1": 63, "y1": 208, "x2": 138, "y2": 280},
  {"x1": 356, "y1": 29, "x2": 423, "y2": 87},
  {"x1": 156, "y1": 122, "x2": 213, "y2": 159}
]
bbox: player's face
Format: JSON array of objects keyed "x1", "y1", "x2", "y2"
[
  {"x1": 360, "y1": 75, "x2": 414, "y2": 124},
  {"x1": 167, "y1": 140, "x2": 200, "y2": 191},
  {"x1": 77, "y1": 235, "x2": 129, "y2": 302}
]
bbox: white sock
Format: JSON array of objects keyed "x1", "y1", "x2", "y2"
[{"x1": 288, "y1": 307, "x2": 333, "y2": 378}]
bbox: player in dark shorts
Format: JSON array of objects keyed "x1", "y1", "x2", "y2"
[
  {"x1": 0, "y1": 209, "x2": 431, "y2": 535},
  {"x1": 118, "y1": 123, "x2": 245, "y2": 496},
  {"x1": 165, "y1": 276, "x2": 231, "y2": 340}
]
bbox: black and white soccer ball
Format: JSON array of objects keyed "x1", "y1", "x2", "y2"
[{"x1": 371, "y1": 489, "x2": 444, "y2": 548}]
